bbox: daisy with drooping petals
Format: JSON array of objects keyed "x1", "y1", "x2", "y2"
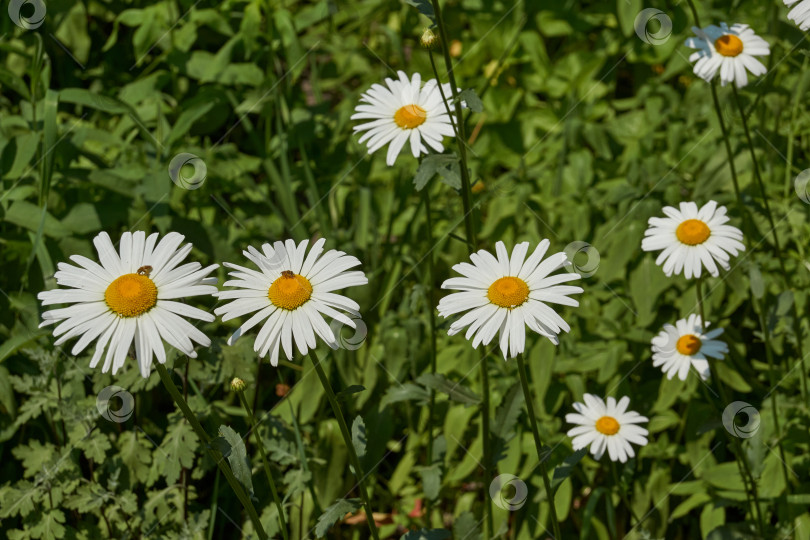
[
  {"x1": 785, "y1": 0, "x2": 810, "y2": 30},
  {"x1": 352, "y1": 71, "x2": 458, "y2": 166},
  {"x1": 641, "y1": 200, "x2": 745, "y2": 279},
  {"x1": 651, "y1": 314, "x2": 727, "y2": 381},
  {"x1": 215, "y1": 238, "x2": 367, "y2": 366},
  {"x1": 38, "y1": 231, "x2": 219, "y2": 378},
  {"x1": 566, "y1": 394, "x2": 649, "y2": 463},
  {"x1": 437, "y1": 240, "x2": 583, "y2": 359},
  {"x1": 685, "y1": 23, "x2": 770, "y2": 87}
]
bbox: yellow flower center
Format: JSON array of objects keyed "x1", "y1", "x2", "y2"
[
  {"x1": 487, "y1": 276, "x2": 530, "y2": 309},
  {"x1": 268, "y1": 271, "x2": 313, "y2": 310},
  {"x1": 714, "y1": 34, "x2": 744, "y2": 57},
  {"x1": 104, "y1": 273, "x2": 158, "y2": 317},
  {"x1": 394, "y1": 104, "x2": 427, "y2": 129},
  {"x1": 676, "y1": 219, "x2": 711, "y2": 245},
  {"x1": 676, "y1": 334, "x2": 702, "y2": 355},
  {"x1": 595, "y1": 416, "x2": 620, "y2": 436}
]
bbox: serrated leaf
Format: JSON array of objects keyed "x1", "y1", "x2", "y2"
[
  {"x1": 118, "y1": 431, "x2": 152, "y2": 483},
  {"x1": 267, "y1": 437, "x2": 299, "y2": 466},
  {"x1": 315, "y1": 498, "x2": 361, "y2": 538},
  {"x1": 159, "y1": 421, "x2": 198, "y2": 485},
  {"x1": 414, "y1": 154, "x2": 461, "y2": 191},
  {"x1": 214, "y1": 425, "x2": 254, "y2": 499},
  {"x1": 456, "y1": 88, "x2": 483, "y2": 113},
  {"x1": 29, "y1": 508, "x2": 66, "y2": 539},
  {"x1": 416, "y1": 373, "x2": 481, "y2": 406},
  {"x1": 351, "y1": 416, "x2": 367, "y2": 458}
]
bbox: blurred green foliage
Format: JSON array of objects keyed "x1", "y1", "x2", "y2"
[{"x1": 1, "y1": 0, "x2": 810, "y2": 538}]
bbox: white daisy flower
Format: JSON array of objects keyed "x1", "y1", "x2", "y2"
[
  {"x1": 651, "y1": 314, "x2": 727, "y2": 381},
  {"x1": 566, "y1": 394, "x2": 649, "y2": 463},
  {"x1": 437, "y1": 240, "x2": 583, "y2": 360},
  {"x1": 685, "y1": 23, "x2": 770, "y2": 87},
  {"x1": 641, "y1": 200, "x2": 745, "y2": 279},
  {"x1": 352, "y1": 71, "x2": 457, "y2": 166},
  {"x1": 214, "y1": 238, "x2": 367, "y2": 366},
  {"x1": 785, "y1": 0, "x2": 810, "y2": 30},
  {"x1": 38, "y1": 231, "x2": 219, "y2": 378}
]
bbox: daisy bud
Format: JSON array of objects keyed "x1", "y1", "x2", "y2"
[
  {"x1": 230, "y1": 378, "x2": 246, "y2": 392},
  {"x1": 420, "y1": 28, "x2": 438, "y2": 49}
]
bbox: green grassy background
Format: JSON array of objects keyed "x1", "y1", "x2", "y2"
[{"x1": 1, "y1": 0, "x2": 810, "y2": 538}]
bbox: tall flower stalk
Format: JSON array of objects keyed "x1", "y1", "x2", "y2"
[
  {"x1": 232, "y1": 379, "x2": 289, "y2": 540},
  {"x1": 155, "y1": 363, "x2": 268, "y2": 540},
  {"x1": 685, "y1": 0, "x2": 799, "y2": 526},
  {"x1": 309, "y1": 351, "x2": 381, "y2": 540},
  {"x1": 425, "y1": 2, "x2": 496, "y2": 536}
]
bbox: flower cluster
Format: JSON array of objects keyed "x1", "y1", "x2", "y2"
[{"x1": 39, "y1": 232, "x2": 369, "y2": 377}]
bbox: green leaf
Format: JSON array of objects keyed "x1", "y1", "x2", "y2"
[
  {"x1": 0, "y1": 331, "x2": 50, "y2": 363},
  {"x1": 351, "y1": 415, "x2": 367, "y2": 458},
  {"x1": 456, "y1": 88, "x2": 483, "y2": 113},
  {"x1": 118, "y1": 431, "x2": 152, "y2": 483},
  {"x1": 416, "y1": 373, "x2": 481, "y2": 406},
  {"x1": 214, "y1": 425, "x2": 254, "y2": 499},
  {"x1": 39, "y1": 89, "x2": 59, "y2": 203},
  {"x1": 403, "y1": 0, "x2": 435, "y2": 24},
  {"x1": 159, "y1": 421, "x2": 198, "y2": 485},
  {"x1": 491, "y1": 382, "x2": 523, "y2": 441},
  {"x1": 29, "y1": 508, "x2": 66, "y2": 539},
  {"x1": 414, "y1": 154, "x2": 461, "y2": 191},
  {"x1": 166, "y1": 101, "x2": 216, "y2": 147},
  {"x1": 748, "y1": 262, "x2": 764, "y2": 299},
  {"x1": 551, "y1": 448, "x2": 587, "y2": 494},
  {"x1": 452, "y1": 512, "x2": 481, "y2": 540},
  {"x1": 418, "y1": 463, "x2": 442, "y2": 500},
  {"x1": 337, "y1": 384, "x2": 366, "y2": 402},
  {"x1": 315, "y1": 498, "x2": 361, "y2": 538},
  {"x1": 380, "y1": 382, "x2": 430, "y2": 409}
]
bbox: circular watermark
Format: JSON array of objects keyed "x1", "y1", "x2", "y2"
[
  {"x1": 794, "y1": 169, "x2": 810, "y2": 204},
  {"x1": 634, "y1": 8, "x2": 672, "y2": 45},
  {"x1": 490, "y1": 474, "x2": 528, "y2": 511},
  {"x1": 168, "y1": 153, "x2": 207, "y2": 190},
  {"x1": 563, "y1": 241, "x2": 600, "y2": 278},
  {"x1": 329, "y1": 314, "x2": 368, "y2": 351},
  {"x1": 722, "y1": 401, "x2": 760, "y2": 439},
  {"x1": 97, "y1": 385, "x2": 134, "y2": 423},
  {"x1": 8, "y1": 0, "x2": 46, "y2": 30}
]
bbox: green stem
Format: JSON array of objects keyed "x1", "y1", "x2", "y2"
[
  {"x1": 479, "y1": 356, "x2": 493, "y2": 538},
  {"x1": 236, "y1": 389, "x2": 290, "y2": 540},
  {"x1": 731, "y1": 86, "x2": 785, "y2": 267},
  {"x1": 422, "y1": 188, "x2": 438, "y2": 528},
  {"x1": 610, "y1": 460, "x2": 639, "y2": 528},
  {"x1": 695, "y1": 280, "x2": 766, "y2": 536},
  {"x1": 427, "y1": 4, "x2": 477, "y2": 251},
  {"x1": 155, "y1": 363, "x2": 268, "y2": 540},
  {"x1": 427, "y1": 3, "x2": 494, "y2": 535},
  {"x1": 308, "y1": 351, "x2": 380, "y2": 540},
  {"x1": 516, "y1": 354, "x2": 562, "y2": 540},
  {"x1": 730, "y1": 88, "x2": 802, "y2": 486},
  {"x1": 732, "y1": 85, "x2": 810, "y2": 404}
]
